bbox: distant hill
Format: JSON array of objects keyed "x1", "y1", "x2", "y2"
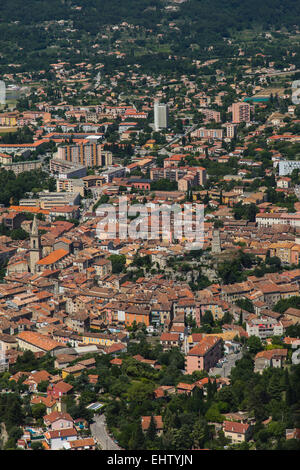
[
  {"x1": 0, "y1": 0, "x2": 300, "y2": 72},
  {"x1": 0, "y1": 0, "x2": 299, "y2": 30}
]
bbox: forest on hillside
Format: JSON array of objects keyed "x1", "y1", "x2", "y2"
[{"x1": 0, "y1": 0, "x2": 300, "y2": 73}]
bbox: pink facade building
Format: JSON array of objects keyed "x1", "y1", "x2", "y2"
[
  {"x1": 232, "y1": 102, "x2": 251, "y2": 124},
  {"x1": 43, "y1": 411, "x2": 74, "y2": 431},
  {"x1": 185, "y1": 336, "x2": 223, "y2": 373}
]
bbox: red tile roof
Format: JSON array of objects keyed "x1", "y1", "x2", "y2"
[
  {"x1": 188, "y1": 336, "x2": 222, "y2": 356},
  {"x1": 17, "y1": 331, "x2": 63, "y2": 352},
  {"x1": 48, "y1": 380, "x2": 73, "y2": 393},
  {"x1": 37, "y1": 249, "x2": 69, "y2": 266},
  {"x1": 44, "y1": 411, "x2": 73, "y2": 424},
  {"x1": 141, "y1": 416, "x2": 163, "y2": 431},
  {"x1": 45, "y1": 428, "x2": 77, "y2": 439},
  {"x1": 223, "y1": 421, "x2": 250, "y2": 434},
  {"x1": 69, "y1": 438, "x2": 95, "y2": 449},
  {"x1": 160, "y1": 332, "x2": 180, "y2": 342}
]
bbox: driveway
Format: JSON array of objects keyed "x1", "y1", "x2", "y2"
[{"x1": 90, "y1": 414, "x2": 122, "y2": 450}]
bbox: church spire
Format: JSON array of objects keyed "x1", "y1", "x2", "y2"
[{"x1": 31, "y1": 215, "x2": 38, "y2": 236}]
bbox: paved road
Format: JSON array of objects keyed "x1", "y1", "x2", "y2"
[
  {"x1": 263, "y1": 69, "x2": 300, "y2": 77},
  {"x1": 209, "y1": 351, "x2": 243, "y2": 378},
  {"x1": 90, "y1": 414, "x2": 122, "y2": 450},
  {"x1": 159, "y1": 124, "x2": 198, "y2": 154}
]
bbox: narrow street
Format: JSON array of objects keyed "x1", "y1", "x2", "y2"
[
  {"x1": 90, "y1": 414, "x2": 122, "y2": 451},
  {"x1": 209, "y1": 351, "x2": 243, "y2": 378}
]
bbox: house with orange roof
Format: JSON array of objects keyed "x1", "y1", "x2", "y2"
[
  {"x1": 43, "y1": 411, "x2": 74, "y2": 431},
  {"x1": 223, "y1": 421, "x2": 252, "y2": 444},
  {"x1": 31, "y1": 394, "x2": 58, "y2": 414},
  {"x1": 44, "y1": 428, "x2": 77, "y2": 450},
  {"x1": 176, "y1": 382, "x2": 195, "y2": 395},
  {"x1": 104, "y1": 342, "x2": 127, "y2": 355},
  {"x1": 23, "y1": 370, "x2": 52, "y2": 392},
  {"x1": 254, "y1": 349, "x2": 288, "y2": 374},
  {"x1": 144, "y1": 139, "x2": 156, "y2": 149},
  {"x1": 141, "y1": 416, "x2": 163, "y2": 436},
  {"x1": 64, "y1": 437, "x2": 96, "y2": 450},
  {"x1": 47, "y1": 381, "x2": 73, "y2": 399},
  {"x1": 160, "y1": 332, "x2": 181, "y2": 351},
  {"x1": 283, "y1": 337, "x2": 300, "y2": 348},
  {"x1": 110, "y1": 358, "x2": 123, "y2": 366},
  {"x1": 155, "y1": 384, "x2": 176, "y2": 399}
]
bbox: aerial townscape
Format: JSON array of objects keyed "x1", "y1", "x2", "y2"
[{"x1": 0, "y1": 0, "x2": 300, "y2": 454}]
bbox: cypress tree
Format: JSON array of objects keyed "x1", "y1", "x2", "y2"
[
  {"x1": 146, "y1": 415, "x2": 157, "y2": 442},
  {"x1": 131, "y1": 422, "x2": 145, "y2": 450}
]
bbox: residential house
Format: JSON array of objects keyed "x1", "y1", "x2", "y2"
[
  {"x1": 223, "y1": 421, "x2": 252, "y2": 444},
  {"x1": 64, "y1": 437, "x2": 96, "y2": 450},
  {"x1": 44, "y1": 428, "x2": 78, "y2": 450},
  {"x1": 254, "y1": 349, "x2": 288, "y2": 374},
  {"x1": 160, "y1": 332, "x2": 181, "y2": 351},
  {"x1": 43, "y1": 411, "x2": 74, "y2": 431},
  {"x1": 141, "y1": 416, "x2": 163, "y2": 436},
  {"x1": 47, "y1": 381, "x2": 74, "y2": 399}
]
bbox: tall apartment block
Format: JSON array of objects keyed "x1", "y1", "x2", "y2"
[
  {"x1": 225, "y1": 123, "x2": 237, "y2": 138},
  {"x1": 154, "y1": 100, "x2": 169, "y2": 131},
  {"x1": 201, "y1": 108, "x2": 221, "y2": 123},
  {"x1": 232, "y1": 102, "x2": 251, "y2": 124},
  {"x1": 57, "y1": 142, "x2": 112, "y2": 168},
  {"x1": 0, "y1": 81, "x2": 6, "y2": 105},
  {"x1": 279, "y1": 160, "x2": 300, "y2": 176}
]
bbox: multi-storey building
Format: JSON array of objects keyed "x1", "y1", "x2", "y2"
[
  {"x1": 201, "y1": 108, "x2": 221, "y2": 123},
  {"x1": 225, "y1": 123, "x2": 237, "y2": 138},
  {"x1": 100, "y1": 165, "x2": 126, "y2": 183},
  {"x1": 2, "y1": 160, "x2": 42, "y2": 175},
  {"x1": 50, "y1": 159, "x2": 87, "y2": 178},
  {"x1": 154, "y1": 101, "x2": 169, "y2": 131},
  {"x1": 231, "y1": 102, "x2": 251, "y2": 123},
  {"x1": 150, "y1": 166, "x2": 206, "y2": 186},
  {"x1": 56, "y1": 178, "x2": 85, "y2": 197},
  {"x1": 256, "y1": 212, "x2": 300, "y2": 228},
  {"x1": 57, "y1": 142, "x2": 112, "y2": 168},
  {"x1": 279, "y1": 160, "x2": 300, "y2": 176},
  {"x1": 191, "y1": 127, "x2": 223, "y2": 140},
  {"x1": 246, "y1": 317, "x2": 284, "y2": 339},
  {"x1": 185, "y1": 336, "x2": 223, "y2": 373},
  {"x1": 223, "y1": 421, "x2": 252, "y2": 444}
]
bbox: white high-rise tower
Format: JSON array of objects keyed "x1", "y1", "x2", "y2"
[
  {"x1": 0, "y1": 348, "x2": 8, "y2": 373},
  {"x1": 0, "y1": 81, "x2": 6, "y2": 105},
  {"x1": 154, "y1": 100, "x2": 169, "y2": 131}
]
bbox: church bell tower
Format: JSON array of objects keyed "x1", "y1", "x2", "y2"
[{"x1": 29, "y1": 216, "x2": 41, "y2": 273}]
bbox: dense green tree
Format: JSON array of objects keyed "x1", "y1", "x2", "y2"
[
  {"x1": 247, "y1": 336, "x2": 263, "y2": 355},
  {"x1": 109, "y1": 254, "x2": 126, "y2": 274},
  {"x1": 31, "y1": 403, "x2": 47, "y2": 421}
]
